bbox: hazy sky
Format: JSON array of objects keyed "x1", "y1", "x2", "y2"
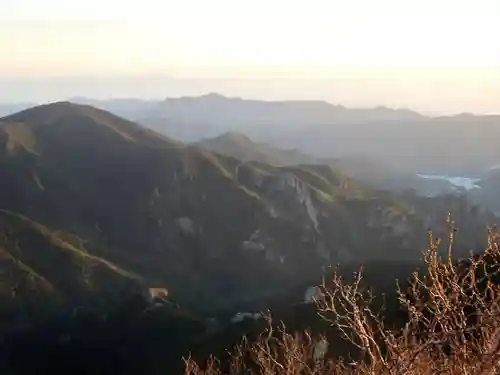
[{"x1": 1, "y1": 0, "x2": 499, "y2": 113}]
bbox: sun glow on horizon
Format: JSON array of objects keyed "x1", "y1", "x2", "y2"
[{"x1": 0, "y1": 0, "x2": 499, "y2": 112}]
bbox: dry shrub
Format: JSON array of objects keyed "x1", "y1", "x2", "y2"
[
  {"x1": 184, "y1": 315, "x2": 339, "y2": 375},
  {"x1": 185, "y1": 220, "x2": 500, "y2": 374}
]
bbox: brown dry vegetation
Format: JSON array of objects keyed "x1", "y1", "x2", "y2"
[{"x1": 185, "y1": 220, "x2": 500, "y2": 375}]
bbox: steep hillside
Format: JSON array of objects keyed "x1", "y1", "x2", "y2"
[
  {"x1": 0, "y1": 103, "x2": 493, "y2": 318},
  {"x1": 0, "y1": 210, "x2": 141, "y2": 329}
]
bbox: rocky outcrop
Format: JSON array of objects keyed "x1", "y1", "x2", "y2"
[
  {"x1": 267, "y1": 172, "x2": 319, "y2": 232},
  {"x1": 231, "y1": 312, "x2": 263, "y2": 323},
  {"x1": 303, "y1": 286, "x2": 325, "y2": 303},
  {"x1": 146, "y1": 287, "x2": 169, "y2": 302},
  {"x1": 176, "y1": 217, "x2": 196, "y2": 234}
]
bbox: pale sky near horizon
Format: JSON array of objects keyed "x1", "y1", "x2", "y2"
[{"x1": 1, "y1": 0, "x2": 499, "y2": 113}]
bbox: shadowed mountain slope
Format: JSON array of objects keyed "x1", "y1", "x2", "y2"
[{"x1": 0, "y1": 102, "x2": 493, "y2": 319}]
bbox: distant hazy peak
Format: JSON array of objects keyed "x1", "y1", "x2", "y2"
[
  {"x1": 212, "y1": 131, "x2": 253, "y2": 142},
  {"x1": 1, "y1": 101, "x2": 83, "y2": 121},
  {"x1": 201, "y1": 92, "x2": 228, "y2": 100},
  {"x1": 1, "y1": 101, "x2": 115, "y2": 122}
]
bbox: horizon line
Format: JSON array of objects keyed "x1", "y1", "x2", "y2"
[{"x1": 2, "y1": 93, "x2": 499, "y2": 118}]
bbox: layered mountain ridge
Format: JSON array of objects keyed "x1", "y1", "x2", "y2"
[
  {"x1": 0, "y1": 102, "x2": 494, "y2": 323},
  {"x1": 65, "y1": 94, "x2": 500, "y2": 176}
]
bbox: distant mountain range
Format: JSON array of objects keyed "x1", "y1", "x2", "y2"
[
  {"x1": 63, "y1": 94, "x2": 500, "y2": 176},
  {"x1": 3, "y1": 94, "x2": 499, "y2": 175},
  {"x1": 0, "y1": 102, "x2": 492, "y2": 326}
]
